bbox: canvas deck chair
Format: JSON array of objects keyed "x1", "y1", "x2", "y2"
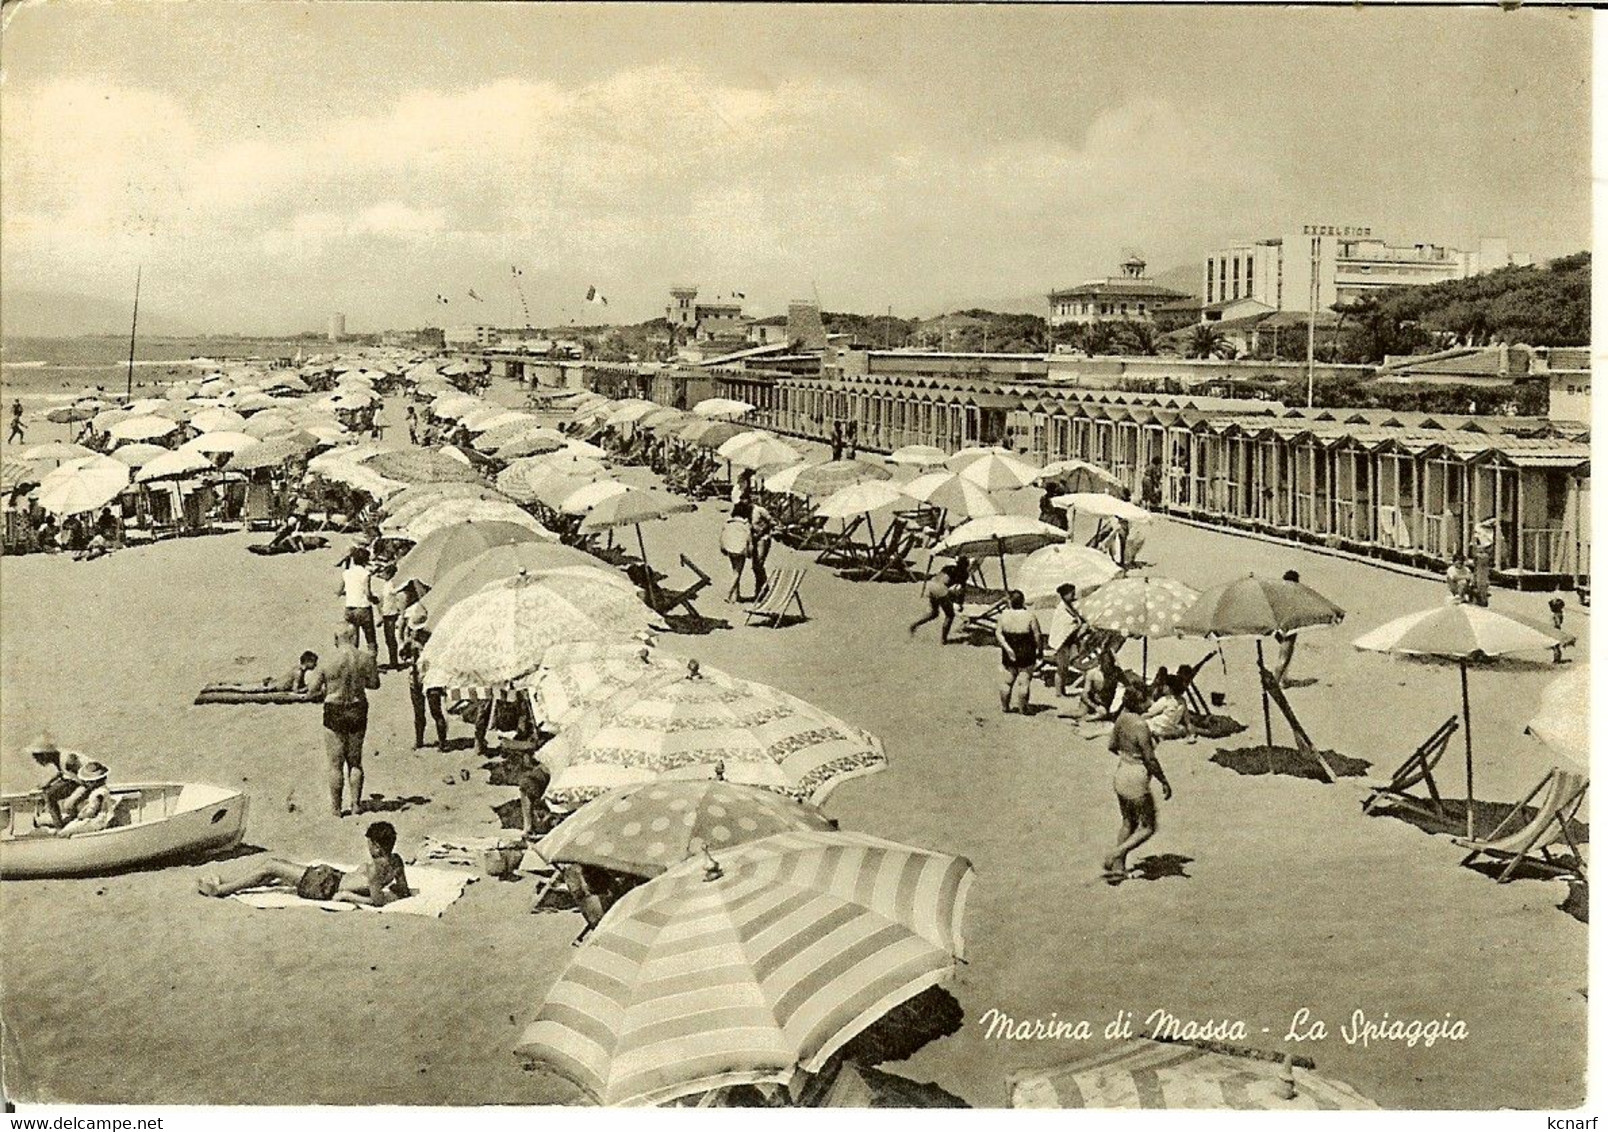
[
  {"x1": 243, "y1": 480, "x2": 277, "y2": 530},
  {"x1": 1455, "y1": 767, "x2": 1588, "y2": 883},
  {"x1": 745, "y1": 567, "x2": 808, "y2": 627},
  {"x1": 1361, "y1": 716, "x2": 1460, "y2": 819},
  {"x1": 815, "y1": 515, "x2": 868, "y2": 567}
]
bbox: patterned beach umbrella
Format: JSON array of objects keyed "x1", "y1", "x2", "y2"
[
  {"x1": 720, "y1": 432, "x2": 800, "y2": 471},
  {"x1": 522, "y1": 643, "x2": 679, "y2": 726},
  {"x1": 477, "y1": 421, "x2": 564, "y2": 453},
  {"x1": 536, "y1": 780, "x2": 835, "y2": 878},
  {"x1": 421, "y1": 571, "x2": 658, "y2": 698},
  {"x1": 36, "y1": 456, "x2": 130, "y2": 516},
  {"x1": 540, "y1": 661, "x2": 888, "y2": 812},
  {"x1": 241, "y1": 410, "x2": 295, "y2": 439},
  {"x1": 393, "y1": 519, "x2": 552, "y2": 588},
  {"x1": 559, "y1": 479, "x2": 632, "y2": 516},
  {"x1": 1036, "y1": 459, "x2": 1124, "y2": 491},
  {"x1": 515, "y1": 830, "x2": 971, "y2": 1106},
  {"x1": 901, "y1": 471, "x2": 1002, "y2": 520},
  {"x1": 932, "y1": 515, "x2": 1066, "y2": 559},
  {"x1": 425, "y1": 549, "x2": 635, "y2": 629},
  {"x1": 887, "y1": 445, "x2": 950, "y2": 469},
  {"x1": 363, "y1": 448, "x2": 484, "y2": 485},
  {"x1": 782, "y1": 459, "x2": 893, "y2": 499},
  {"x1": 577, "y1": 486, "x2": 695, "y2": 534},
  {"x1": 228, "y1": 436, "x2": 303, "y2": 472},
  {"x1": 1009, "y1": 1039, "x2": 1377, "y2": 1110},
  {"x1": 497, "y1": 432, "x2": 570, "y2": 459},
  {"x1": 384, "y1": 482, "x2": 511, "y2": 523},
  {"x1": 389, "y1": 498, "x2": 554, "y2": 543},
  {"x1": 1077, "y1": 575, "x2": 1200, "y2": 638},
  {"x1": 1017, "y1": 544, "x2": 1122, "y2": 606},
  {"x1": 1175, "y1": 574, "x2": 1345, "y2": 639}
]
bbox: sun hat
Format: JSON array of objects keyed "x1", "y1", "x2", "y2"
[{"x1": 75, "y1": 761, "x2": 109, "y2": 785}]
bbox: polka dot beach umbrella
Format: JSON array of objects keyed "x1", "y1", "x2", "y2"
[
  {"x1": 536, "y1": 780, "x2": 835, "y2": 879},
  {"x1": 540, "y1": 660, "x2": 889, "y2": 813},
  {"x1": 516, "y1": 829, "x2": 970, "y2": 1107},
  {"x1": 1076, "y1": 575, "x2": 1200, "y2": 675}
]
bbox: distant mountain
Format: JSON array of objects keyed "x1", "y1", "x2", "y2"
[
  {"x1": 1, "y1": 289, "x2": 196, "y2": 339},
  {"x1": 1150, "y1": 263, "x2": 1201, "y2": 298}
]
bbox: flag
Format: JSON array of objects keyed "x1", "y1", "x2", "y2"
[
  {"x1": 468, "y1": 288, "x2": 483, "y2": 302},
  {"x1": 586, "y1": 286, "x2": 608, "y2": 306}
]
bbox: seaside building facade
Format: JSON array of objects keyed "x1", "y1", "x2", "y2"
[
  {"x1": 1203, "y1": 229, "x2": 1530, "y2": 314},
  {"x1": 327, "y1": 312, "x2": 345, "y2": 342},
  {"x1": 1048, "y1": 256, "x2": 1188, "y2": 326},
  {"x1": 666, "y1": 286, "x2": 746, "y2": 342}
]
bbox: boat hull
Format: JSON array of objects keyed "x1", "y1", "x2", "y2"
[{"x1": 0, "y1": 783, "x2": 249, "y2": 879}]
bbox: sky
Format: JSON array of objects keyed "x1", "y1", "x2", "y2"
[{"x1": 0, "y1": 3, "x2": 1592, "y2": 335}]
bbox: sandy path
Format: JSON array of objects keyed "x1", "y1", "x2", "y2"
[{"x1": 0, "y1": 392, "x2": 1586, "y2": 1108}]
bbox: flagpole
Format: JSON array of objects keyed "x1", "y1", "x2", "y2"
[{"x1": 125, "y1": 265, "x2": 143, "y2": 402}]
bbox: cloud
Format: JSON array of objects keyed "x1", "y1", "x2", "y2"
[{"x1": 1, "y1": 68, "x2": 1282, "y2": 329}]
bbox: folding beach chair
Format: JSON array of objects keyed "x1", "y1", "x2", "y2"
[
  {"x1": 636, "y1": 554, "x2": 713, "y2": 627},
  {"x1": 1259, "y1": 665, "x2": 1340, "y2": 783},
  {"x1": 864, "y1": 519, "x2": 918, "y2": 582},
  {"x1": 814, "y1": 515, "x2": 867, "y2": 568},
  {"x1": 1361, "y1": 716, "x2": 1459, "y2": 819},
  {"x1": 1455, "y1": 767, "x2": 1588, "y2": 883},
  {"x1": 745, "y1": 567, "x2": 808, "y2": 627},
  {"x1": 243, "y1": 481, "x2": 277, "y2": 531}
]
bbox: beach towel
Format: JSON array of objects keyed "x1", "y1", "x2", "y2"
[
  {"x1": 415, "y1": 833, "x2": 545, "y2": 873},
  {"x1": 226, "y1": 862, "x2": 475, "y2": 917},
  {"x1": 194, "y1": 686, "x2": 318, "y2": 706}
]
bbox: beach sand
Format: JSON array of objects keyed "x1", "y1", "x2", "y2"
[{"x1": 0, "y1": 391, "x2": 1587, "y2": 1108}]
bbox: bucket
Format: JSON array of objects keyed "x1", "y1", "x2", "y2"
[{"x1": 1209, "y1": 691, "x2": 1227, "y2": 708}]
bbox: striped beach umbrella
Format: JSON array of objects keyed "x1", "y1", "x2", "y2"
[
  {"x1": 497, "y1": 432, "x2": 570, "y2": 459},
  {"x1": 782, "y1": 458, "x2": 892, "y2": 499},
  {"x1": 954, "y1": 451, "x2": 1038, "y2": 492},
  {"x1": 384, "y1": 481, "x2": 510, "y2": 518},
  {"x1": 901, "y1": 471, "x2": 1003, "y2": 521},
  {"x1": 1009, "y1": 1039, "x2": 1377, "y2": 1110},
  {"x1": 388, "y1": 498, "x2": 554, "y2": 543},
  {"x1": 425, "y1": 548, "x2": 634, "y2": 629},
  {"x1": 393, "y1": 519, "x2": 551, "y2": 589},
  {"x1": 540, "y1": 661, "x2": 888, "y2": 812},
  {"x1": 515, "y1": 829, "x2": 972, "y2": 1106},
  {"x1": 421, "y1": 570, "x2": 658, "y2": 698}
]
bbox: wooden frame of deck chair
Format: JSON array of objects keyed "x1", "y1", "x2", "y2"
[
  {"x1": 1455, "y1": 767, "x2": 1589, "y2": 883},
  {"x1": 745, "y1": 567, "x2": 808, "y2": 627},
  {"x1": 814, "y1": 515, "x2": 868, "y2": 568},
  {"x1": 1258, "y1": 663, "x2": 1342, "y2": 783},
  {"x1": 639, "y1": 554, "x2": 714, "y2": 626},
  {"x1": 1360, "y1": 716, "x2": 1460, "y2": 820},
  {"x1": 864, "y1": 518, "x2": 919, "y2": 582}
]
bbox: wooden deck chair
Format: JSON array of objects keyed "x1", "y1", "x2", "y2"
[
  {"x1": 815, "y1": 515, "x2": 867, "y2": 567},
  {"x1": 1455, "y1": 768, "x2": 1588, "y2": 883},
  {"x1": 1259, "y1": 664, "x2": 1339, "y2": 782},
  {"x1": 865, "y1": 519, "x2": 918, "y2": 581},
  {"x1": 639, "y1": 554, "x2": 713, "y2": 625},
  {"x1": 243, "y1": 481, "x2": 277, "y2": 530},
  {"x1": 745, "y1": 567, "x2": 808, "y2": 627},
  {"x1": 1361, "y1": 716, "x2": 1459, "y2": 819}
]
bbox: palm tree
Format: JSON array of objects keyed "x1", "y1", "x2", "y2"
[
  {"x1": 1185, "y1": 323, "x2": 1233, "y2": 360},
  {"x1": 1117, "y1": 320, "x2": 1161, "y2": 356}
]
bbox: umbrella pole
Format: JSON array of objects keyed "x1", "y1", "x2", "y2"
[
  {"x1": 996, "y1": 537, "x2": 1009, "y2": 592},
  {"x1": 1255, "y1": 639, "x2": 1273, "y2": 750},
  {"x1": 1142, "y1": 637, "x2": 1149, "y2": 681},
  {"x1": 635, "y1": 523, "x2": 658, "y2": 610},
  {"x1": 1461, "y1": 659, "x2": 1475, "y2": 840}
]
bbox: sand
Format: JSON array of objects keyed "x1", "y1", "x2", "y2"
[{"x1": 0, "y1": 385, "x2": 1587, "y2": 1108}]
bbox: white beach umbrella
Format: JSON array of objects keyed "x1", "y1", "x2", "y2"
[
  {"x1": 181, "y1": 431, "x2": 261, "y2": 456},
  {"x1": 901, "y1": 471, "x2": 1003, "y2": 520},
  {"x1": 136, "y1": 448, "x2": 213, "y2": 483},
  {"x1": 887, "y1": 445, "x2": 950, "y2": 468},
  {"x1": 1054, "y1": 492, "x2": 1153, "y2": 522},
  {"x1": 692, "y1": 398, "x2": 756, "y2": 420},
  {"x1": 107, "y1": 415, "x2": 180, "y2": 443},
  {"x1": 37, "y1": 457, "x2": 130, "y2": 516},
  {"x1": 107, "y1": 443, "x2": 168, "y2": 469},
  {"x1": 559, "y1": 479, "x2": 632, "y2": 516},
  {"x1": 190, "y1": 407, "x2": 248, "y2": 434},
  {"x1": 815, "y1": 480, "x2": 905, "y2": 520}
]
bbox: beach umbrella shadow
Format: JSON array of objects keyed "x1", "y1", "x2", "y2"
[
  {"x1": 1210, "y1": 744, "x2": 1371, "y2": 782},
  {"x1": 1560, "y1": 881, "x2": 1588, "y2": 924}
]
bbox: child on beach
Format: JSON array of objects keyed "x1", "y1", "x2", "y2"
[{"x1": 197, "y1": 821, "x2": 411, "y2": 907}]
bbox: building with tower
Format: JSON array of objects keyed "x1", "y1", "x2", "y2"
[{"x1": 1047, "y1": 255, "x2": 1188, "y2": 326}]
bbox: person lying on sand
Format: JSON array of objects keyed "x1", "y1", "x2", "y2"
[
  {"x1": 54, "y1": 762, "x2": 116, "y2": 837},
  {"x1": 213, "y1": 651, "x2": 320, "y2": 694},
  {"x1": 197, "y1": 820, "x2": 410, "y2": 907}
]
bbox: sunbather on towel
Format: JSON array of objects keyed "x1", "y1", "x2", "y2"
[
  {"x1": 211, "y1": 651, "x2": 319, "y2": 694},
  {"x1": 197, "y1": 820, "x2": 410, "y2": 906}
]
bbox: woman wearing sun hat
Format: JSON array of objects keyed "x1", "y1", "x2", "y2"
[{"x1": 55, "y1": 761, "x2": 116, "y2": 837}]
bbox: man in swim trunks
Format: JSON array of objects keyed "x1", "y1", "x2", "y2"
[
  {"x1": 307, "y1": 624, "x2": 380, "y2": 817},
  {"x1": 197, "y1": 820, "x2": 410, "y2": 906},
  {"x1": 909, "y1": 563, "x2": 963, "y2": 644}
]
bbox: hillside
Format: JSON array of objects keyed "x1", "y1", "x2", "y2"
[{"x1": 1, "y1": 289, "x2": 196, "y2": 339}]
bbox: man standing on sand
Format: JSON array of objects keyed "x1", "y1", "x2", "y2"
[
  {"x1": 306, "y1": 624, "x2": 380, "y2": 817},
  {"x1": 339, "y1": 545, "x2": 379, "y2": 652},
  {"x1": 7, "y1": 401, "x2": 25, "y2": 444}
]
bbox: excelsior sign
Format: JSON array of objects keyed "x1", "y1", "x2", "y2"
[{"x1": 1302, "y1": 224, "x2": 1373, "y2": 238}]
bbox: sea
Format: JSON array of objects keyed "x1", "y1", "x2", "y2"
[{"x1": 0, "y1": 336, "x2": 315, "y2": 406}]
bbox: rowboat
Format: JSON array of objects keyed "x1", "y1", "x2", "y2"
[{"x1": 0, "y1": 782, "x2": 249, "y2": 879}]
